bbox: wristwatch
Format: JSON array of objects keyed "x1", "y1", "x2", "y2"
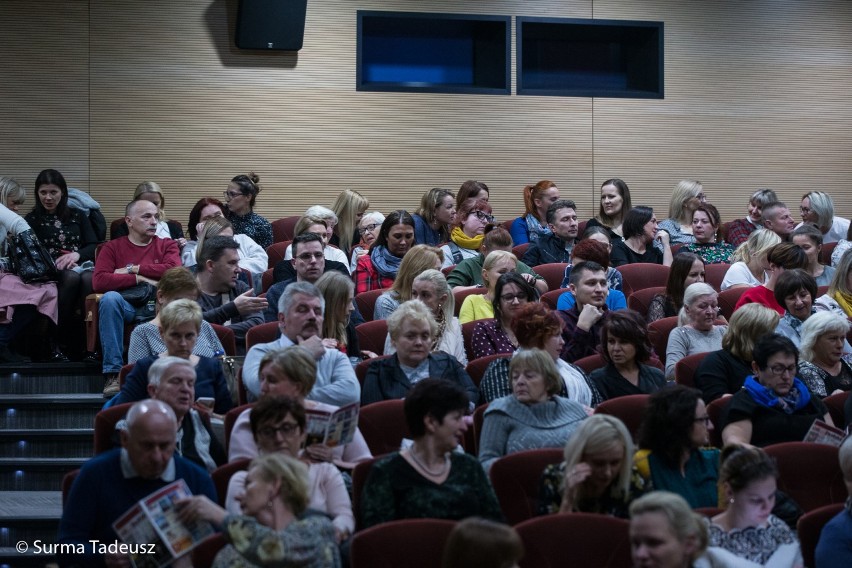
[{"x1": 126, "y1": 263, "x2": 134, "y2": 274}]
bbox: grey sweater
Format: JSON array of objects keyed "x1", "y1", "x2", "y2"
[{"x1": 665, "y1": 325, "x2": 727, "y2": 380}]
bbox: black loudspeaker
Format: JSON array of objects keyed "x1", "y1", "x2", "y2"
[{"x1": 235, "y1": 0, "x2": 308, "y2": 51}]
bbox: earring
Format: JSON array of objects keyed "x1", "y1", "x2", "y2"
[{"x1": 728, "y1": 498, "x2": 735, "y2": 504}]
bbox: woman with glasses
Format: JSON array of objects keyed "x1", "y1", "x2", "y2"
[
  {"x1": 509, "y1": 180, "x2": 560, "y2": 245},
  {"x1": 665, "y1": 282, "x2": 727, "y2": 380},
  {"x1": 471, "y1": 273, "x2": 538, "y2": 360},
  {"x1": 354, "y1": 210, "x2": 416, "y2": 294},
  {"x1": 223, "y1": 171, "x2": 273, "y2": 249},
  {"x1": 440, "y1": 198, "x2": 495, "y2": 269},
  {"x1": 413, "y1": 187, "x2": 456, "y2": 247},
  {"x1": 224, "y1": 396, "x2": 355, "y2": 544},
  {"x1": 657, "y1": 179, "x2": 706, "y2": 246},
  {"x1": 721, "y1": 334, "x2": 832, "y2": 447},
  {"x1": 349, "y1": 211, "x2": 385, "y2": 273},
  {"x1": 799, "y1": 190, "x2": 850, "y2": 244},
  {"x1": 458, "y1": 250, "x2": 519, "y2": 324},
  {"x1": 635, "y1": 385, "x2": 720, "y2": 509}
]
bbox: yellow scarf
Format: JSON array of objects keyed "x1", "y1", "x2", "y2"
[
  {"x1": 451, "y1": 226, "x2": 484, "y2": 251},
  {"x1": 834, "y1": 291, "x2": 852, "y2": 317}
]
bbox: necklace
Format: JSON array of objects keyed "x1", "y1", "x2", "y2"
[{"x1": 409, "y1": 448, "x2": 450, "y2": 477}]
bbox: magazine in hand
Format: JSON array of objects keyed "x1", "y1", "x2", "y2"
[
  {"x1": 803, "y1": 419, "x2": 846, "y2": 447},
  {"x1": 112, "y1": 479, "x2": 215, "y2": 568},
  {"x1": 304, "y1": 402, "x2": 360, "y2": 448}
]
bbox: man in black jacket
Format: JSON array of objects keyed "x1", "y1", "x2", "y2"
[{"x1": 522, "y1": 199, "x2": 579, "y2": 267}]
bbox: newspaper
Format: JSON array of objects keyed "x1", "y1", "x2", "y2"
[
  {"x1": 803, "y1": 419, "x2": 846, "y2": 447},
  {"x1": 112, "y1": 479, "x2": 215, "y2": 568},
  {"x1": 304, "y1": 401, "x2": 360, "y2": 448}
]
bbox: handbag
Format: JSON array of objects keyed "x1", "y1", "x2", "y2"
[
  {"x1": 118, "y1": 282, "x2": 158, "y2": 323},
  {"x1": 8, "y1": 229, "x2": 59, "y2": 283}
]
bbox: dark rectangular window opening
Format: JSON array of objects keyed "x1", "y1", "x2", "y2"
[
  {"x1": 518, "y1": 17, "x2": 664, "y2": 98},
  {"x1": 357, "y1": 11, "x2": 510, "y2": 95}
]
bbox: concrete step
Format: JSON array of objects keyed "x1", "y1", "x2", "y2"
[
  {"x1": 0, "y1": 362, "x2": 103, "y2": 395},
  {"x1": 0, "y1": 458, "x2": 85, "y2": 492},
  {"x1": 0, "y1": 430, "x2": 93, "y2": 459},
  {"x1": 0, "y1": 394, "x2": 104, "y2": 430}
]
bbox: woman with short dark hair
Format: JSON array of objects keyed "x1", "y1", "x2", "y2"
[
  {"x1": 610, "y1": 206, "x2": 673, "y2": 267},
  {"x1": 360, "y1": 379, "x2": 502, "y2": 528},
  {"x1": 773, "y1": 268, "x2": 819, "y2": 349}
]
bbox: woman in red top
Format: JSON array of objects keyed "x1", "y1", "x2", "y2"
[
  {"x1": 734, "y1": 243, "x2": 808, "y2": 315},
  {"x1": 354, "y1": 210, "x2": 415, "y2": 294}
]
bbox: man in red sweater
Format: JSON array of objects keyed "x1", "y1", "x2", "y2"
[{"x1": 93, "y1": 200, "x2": 180, "y2": 395}]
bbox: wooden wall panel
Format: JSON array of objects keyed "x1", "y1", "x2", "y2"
[{"x1": 2, "y1": 0, "x2": 851, "y2": 233}]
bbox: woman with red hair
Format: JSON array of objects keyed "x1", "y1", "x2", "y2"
[{"x1": 509, "y1": 180, "x2": 560, "y2": 245}]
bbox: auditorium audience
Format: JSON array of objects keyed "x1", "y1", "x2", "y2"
[
  {"x1": 658, "y1": 179, "x2": 706, "y2": 245},
  {"x1": 278, "y1": 214, "x2": 349, "y2": 276},
  {"x1": 791, "y1": 223, "x2": 835, "y2": 286},
  {"x1": 586, "y1": 178, "x2": 631, "y2": 241},
  {"x1": 222, "y1": 172, "x2": 272, "y2": 249},
  {"x1": 442, "y1": 518, "x2": 524, "y2": 568},
  {"x1": 329, "y1": 188, "x2": 369, "y2": 255},
  {"x1": 799, "y1": 190, "x2": 850, "y2": 244},
  {"x1": 182, "y1": 215, "x2": 267, "y2": 278},
  {"x1": 797, "y1": 311, "x2": 852, "y2": 397},
  {"x1": 558, "y1": 226, "x2": 624, "y2": 292},
  {"x1": 354, "y1": 209, "x2": 415, "y2": 293},
  {"x1": 556, "y1": 239, "x2": 627, "y2": 312},
  {"x1": 360, "y1": 379, "x2": 501, "y2": 528},
  {"x1": 558, "y1": 261, "x2": 610, "y2": 363},
  {"x1": 470, "y1": 272, "x2": 538, "y2": 359},
  {"x1": 112, "y1": 181, "x2": 185, "y2": 244},
  {"x1": 266, "y1": 232, "x2": 338, "y2": 322},
  {"x1": 760, "y1": 201, "x2": 796, "y2": 240},
  {"x1": 734, "y1": 242, "x2": 807, "y2": 315},
  {"x1": 681, "y1": 203, "x2": 734, "y2": 264},
  {"x1": 815, "y1": 247, "x2": 852, "y2": 318},
  {"x1": 455, "y1": 179, "x2": 490, "y2": 210},
  {"x1": 412, "y1": 187, "x2": 455, "y2": 247},
  {"x1": 591, "y1": 310, "x2": 666, "y2": 400},
  {"x1": 441, "y1": 198, "x2": 494, "y2": 268},
  {"x1": 448, "y1": 226, "x2": 546, "y2": 294},
  {"x1": 815, "y1": 435, "x2": 852, "y2": 566},
  {"x1": 538, "y1": 414, "x2": 644, "y2": 517},
  {"x1": 458, "y1": 250, "x2": 518, "y2": 324},
  {"x1": 374, "y1": 244, "x2": 443, "y2": 320},
  {"x1": 720, "y1": 228, "x2": 780, "y2": 290},
  {"x1": 721, "y1": 334, "x2": 832, "y2": 447},
  {"x1": 350, "y1": 211, "x2": 385, "y2": 273},
  {"x1": 665, "y1": 282, "x2": 727, "y2": 380},
  {"x1": 725, "y1": 188, "x2": 778, "y2": 247},
  {"x1": 510, "y1": 180, "x2": 560, "y2": 245},
  {"x1": 315, "y1": 271, "x2": 365, "y2": 361},
  {"x1": 521, "y1": 199, "x2": 579, "y2": 266},
  {"x1": 362, "y1": 300, "x2": 476, "y2": 406},
  {"x1": 610, "y1": 206, "x2": 672, "y2": 267},
  {"x1": 479, "y1": 348, "x2": 587, "y2": 472},
  {"x1": 773, "y1": 268, "x2": 820, "y2": 349},
  {"x1": 647, "y1": 252, "x2": 705, "y2": 323}
]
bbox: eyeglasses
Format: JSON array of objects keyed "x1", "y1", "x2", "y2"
[
  {"x1": 694, "y1": 416, "x2": 712, "y2": 425},
  {"x1": 359, "y1": 223, "x2": 380, "y2": 235},
  {"x1": 696, "y1": 193, "x2": 707, "y2": 202},
  {"x1": 500, "y1": 293, "x2": 527, "y2": 303},
  {"x1": 258, "y1": 423, "x2": 300, "y2": 438},
  {"x1": 472, "y1": 210, "x2": 495, "y2": 224},
  {"x1": 223, "y1": 190, "x2": 244, "y2": 199},
  {"x1": 800, "y1": 207, "x2": 811, "y2": 214},
  {"x1": 296, "y1": 252, "x2": 324, "y2": 261},
  {"x1": 767, "y1": 364, "x2": 797, "y2": 377}
]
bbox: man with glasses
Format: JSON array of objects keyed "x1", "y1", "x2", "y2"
[
  {"x1": 558, "y1": 261, "x2": 610, "y2": 363},
  {"x1": 522, "y1": 199, "x2": 580, "y2": 267},
  {"x1": 196, "y1": 235, "x2": 266, "y2": 353}
]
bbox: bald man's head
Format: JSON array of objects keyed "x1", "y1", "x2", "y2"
[{"x1": 121, "y1": 400, "x2": 177, "y2": 479}]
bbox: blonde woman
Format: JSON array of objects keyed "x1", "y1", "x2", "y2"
[
  {"x1": 720, "y1": 228, "x2": 781, "y2": 290},
  {"x1": 283, "y1": 213, "x2": 349, "y2": 269},
  {"x1": 458, "y1": 250, "x2": 518, "y2": 324},
  {"x1": 384, "y1": 269, "x2": 467, "y2": 365},
  {"x1": 657, "y1": 179, "x2": 706, "y2": 245},
  {"x1": 183, "y1": 216, "x2": 268, "y2": 277},
  {"x1": 374, "y1": 244, "x2": 443, "y2": 320},
  {"x1": 315, "y1": 271, "x2": 374, "y2": 360},
  {"x1": 112, "y1": 181, "x2": 185, "y2": 244},
  {"x1": 815, "y1": 247, "x2": 852, "y2": 318},
  {"x1": 538, "y1": 414, "x2": 645, "y2": 517},
  {"x1": 330, "y1": 188, "x2": 369, "y2": 254},
  {"x1": 413, "y1": 187, "x2": 456, "y2": 246}
]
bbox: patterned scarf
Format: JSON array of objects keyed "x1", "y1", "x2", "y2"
[
  {"x1": 370, "y1": 245, "x2": 403, "y2": 279},
  {"x1": 451, "y1": 226, "x2": 484, "y2": 251},
  {"x1": 524, "y1": 213, "x2": 552, "y2": 244},
  {"x1": 743, "y1": 375, "x2": 811, "y2": 414}
]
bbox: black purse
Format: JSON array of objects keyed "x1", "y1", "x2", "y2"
[
  {"x1": 118, "y1": 282, "x2": 158, "y2": 323},
  {"x1": 8, "y1": 229, "x2": 59, "y2": 283}
]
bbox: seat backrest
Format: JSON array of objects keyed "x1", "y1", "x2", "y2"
[
  {"x1": 593, "y1": 394, "x2": 650, "y2": 443},
  {"x1": 627, "y1": 286, "x2": 666, "y2": 319},
  {"x1": 61, "y1": 469, "x2": 80, "y2": 508},
  {"x1": 821, "y1": 241, "x2": 838, "y2": 265},
  {"x1": 717, "y1": 287, "x2": 747, "y2": 320},
  {"x1": 461, "y1": 320, "x2": 480, "y2": 364},
  {"x1": 512, "y1": 243, "x2": 529, "y2": 259},
  {"x1": 265, "y1": 241, "x2": 291, "y2": 269},
  {"x1": 823, "y1": 391, "x2": 849, "y2": 427},
  {"x1": 93, "y1": 402, "x2": 134, "y2": 454},
  {"x1": 210, "y1": 457, "x2": 251, "y2": 507},
  {"x1": 618, "y1": 263, "x2": 670, "y2": 297},
  {"x1": 647, "y1": 316, "x2": 679, "y2": 363},
  {"x1": 540, "y1": 289, "x2": 564, "y2": 310},
  {"x1": 191, "y1": 533, "x2": 227, "y2": 568},
  {"x1": 261, "y1": 268, "x2": 275, "y2": 293},
  {"x1": 705, "y1": 396, "x2": 730, "y2": 447},
  {"x1": 354, "y1": 288, "x2": 388, "y2": 323},
  {"x1": 704, "y1": 263, "x2": 731, "y2": 292},
  {"x1": 453, "y1": 287, "x2": 487, "y2": 318},
  {"x1": 223, "y1": 403, "x2": 253, "y2": 454},
  {"x1": 573, "y1": 353, "x2": 607, "y2": 376},
  {"x1": 515, "y1": 513, "x2": 631, "y2": 567},
  {"x1": 271, "y1": 216, "x2": 300, "y2": 243},
  {"x1": 355, "y1": 354, "x2": 392, "y2": 386},
  {"x1": 351, "y1": 455, "x2": 384, "y2": 531},
  {"x1": 355, "y1": 319, "x2": 389, "y2": 356},
  {"x1": 118, "y1": 362, "x2": 135, "y2": 389},
  {"x1": 357, "y1": 399, "x2": 409, "y2": 456},
  {"x1": 350, "y1": 518, "x2": 457, "y2": 568},
  {"x1": 533, "y1": 262, "x2": 570, "y2": 291},
  {"x1": 210, "y1": 323, "x2": 237, "y2": 356},
  {"x1": 674, "y1": 351, "x2": 710, "y2": 388},
  {"x1": 245, "y1": 321, "x2": 280, "y2": 352},
  {"x1": 466, "y1": 353, "x2": 511, "y2": 388},
  {"x1": 764, "y1": 442, "x2": 846, "y2": 512},
  {"x1": 441, "y1": 264, "x2": 456, "y2": 276},
  {"x1": 797, "y1": 502, "x2": 845, "y2": 568},
  {"x1": 488, "y1": 448, "x2": 564, "y2": 525}
]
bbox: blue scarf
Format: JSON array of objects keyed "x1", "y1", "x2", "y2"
[
  {"x1": 525, "y1": 213, "x2": 552, "y2": 244},
  {"x1": 743, "y1": 375, "x2": 810, "y2": 414},
  {"x1": 370, "y1": 245, "x2": 403, "y2": 279}
]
